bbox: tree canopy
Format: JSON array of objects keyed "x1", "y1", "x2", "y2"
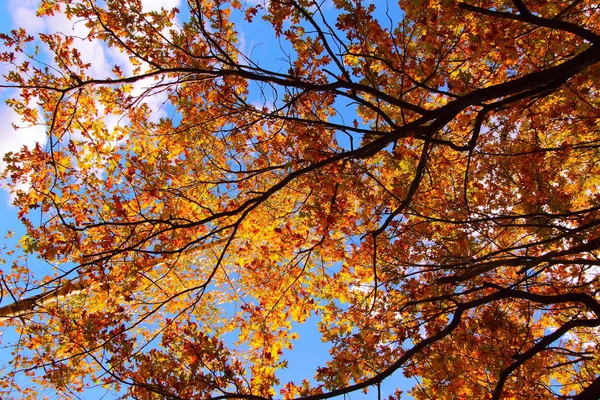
[{"x1": 1, "y1": 0, "x2": 599, "y2": 398}]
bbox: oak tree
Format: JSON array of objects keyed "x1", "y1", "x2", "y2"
[{"x1": 1, "y1": 0, "x2": 599, "y2": 398}]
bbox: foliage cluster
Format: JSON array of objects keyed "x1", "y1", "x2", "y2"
[{"x1": 1, "y1": 0, "x2": 599, "y2": 399}]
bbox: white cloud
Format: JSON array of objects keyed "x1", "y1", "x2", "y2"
[
  {"x1": 1, "y1": 0, "x2": 180, "y2": 202},
  {"x1": 131, "y1": 79, "x2": 171, "y2": 122},
  {"x1": 141, "y1": 0, "x2": 181, "y2": 12},
  {"x1": 0, "y1": 107, "x2": 46, "y2": 172},
  {"x1": 46, "y1": 14, "x2": 112, "y2": 78},
  {"x1": 583, "y1": 265, "x2": 600, "y2": 283},
  {"x1": 0, "y1": 103, "x2": 47, "y2": 203},
  {"x1": 6, "y1": 0, "x2": 45, "y2": 34}
]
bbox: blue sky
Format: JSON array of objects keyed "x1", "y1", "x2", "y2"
[{"x1": 0, "y1": 1, "x2": 416, "y2": 398}]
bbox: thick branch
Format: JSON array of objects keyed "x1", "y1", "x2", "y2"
[
  {"x1": 438, "y1": 233, "x2": 600, "y2": 284},
  {"x1": 0, "y1": 279, "x2": 89, "y2": 319},
  {"x1": 459, "y1": 2, "x2": 600, "y2": 45},
  {"x1": 291, "y1": 287, "x2": 600, "y2": 400},
  {"x1": 493, "y1": 317, "x2": 600, "y2": 399},
  {"x1": 574, "y1": 375, "x2": 600, "y2": 400}
]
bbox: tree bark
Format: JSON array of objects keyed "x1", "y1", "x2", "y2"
[{"x1": 0, "y1": 279, "x2": 90, "y2": 319}]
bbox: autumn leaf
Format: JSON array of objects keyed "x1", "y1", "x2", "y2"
[{"x1": 0, "y1": 0, "x2": 599, "y2": 399}]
